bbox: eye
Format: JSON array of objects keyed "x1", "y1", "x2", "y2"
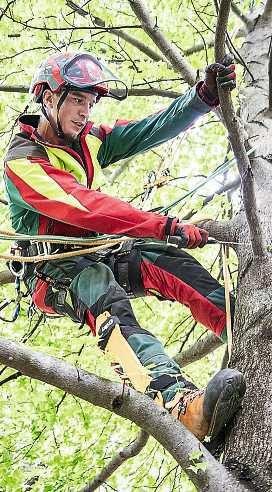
[{"x1": 72, "y1": 96, "x2": 83, "y2": 104}]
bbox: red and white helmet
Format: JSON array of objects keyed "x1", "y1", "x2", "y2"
[{"x1": 30, "y1": 51, "x2": 128, "y2": 102}]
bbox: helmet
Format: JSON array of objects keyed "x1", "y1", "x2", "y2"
[{"x1": 30, "y1": 51, "x2": 128, "y2": 103}]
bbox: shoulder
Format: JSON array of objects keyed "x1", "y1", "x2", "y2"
[{"x1": 5, "y1": 132, "x2": 48, "y2": 163}]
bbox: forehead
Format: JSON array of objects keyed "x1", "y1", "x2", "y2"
[{"x1": 69, "y1": 91, "x2": 96, "y2": 103}]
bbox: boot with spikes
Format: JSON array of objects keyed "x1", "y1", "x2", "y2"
[{"x1": 166, "y1": 368, "x2": 246, "y2": 441}]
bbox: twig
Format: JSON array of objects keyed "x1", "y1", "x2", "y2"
[
  {"x1": 0, "y1": 370, "x2": 22, "y2": 386},
  {"x1": 2, "y1": 13, "x2": 142, "y2": 32},
  {"x1": 129, "y1": 0, "x2": 196, "y2": 85},
  {"x1": 173, "y1": 333, "x2": 223, "y2": 367},
  {"x1": 183, "y1": 39, "x2": 215, "y2": 56},
  {"x1": 93, "y1": 16, "x2": 166, "y2": 62},
  {"x1": 81, "y1": 430, "x2": 149, "y2": 491},
  {"x1": 182, "y1": 176, "x2": 240, "y2": 221},
  {"x1": 214, "y1": 0, "x2": 266, "y2": 257},
  {"x1": 0, "y1": 0, "x2": 16, "y2": 22}
]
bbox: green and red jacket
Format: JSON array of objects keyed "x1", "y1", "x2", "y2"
[{"x1": 4, "y1": 85, "x2": 212, "y2": 240}]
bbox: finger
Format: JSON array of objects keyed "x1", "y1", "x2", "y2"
[
  {"x1": 185, "y1": 227, "x2": 197, "y2": 248},
  {"x1": 189, "y1": 227, "x2": 202, "y2": 248},
  {"x1": 199, "y1": 229, "x2": 209, "y2": 248}
]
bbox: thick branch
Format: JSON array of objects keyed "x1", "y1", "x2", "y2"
[
  {"x1": 174, "y1": 333, "x2": 223, "y2": 367},
  {"x1": 0, "y1": 337, "x2": 248, "y2": 491},
  {"x1": 0, "y1": 269, "x2": 14, "y2": 285},
  {"x1": 81, "y1": 430, "x2": 149, "y2": 492},
  {"x1": 262, "y1": 0, "x2": 272, "y2": 21},
  {"x1": 0, "y1": 85, "x2": 179, "y2": 99},
  {"x1": 196, "y1": 217, "x2": 240, "y2": 243},
  {"x1": 214, "y1": 1, "x2": 266, "y2": 257},
  {"x1": 129, "y1": 0, "x2": 196, "y2": 85},
  {"x1": 269, "y1": 38, "x2": 272, "y2": 111},
  {"x1": 231, "y1": 3, "x2": 253, "y2": 30}
]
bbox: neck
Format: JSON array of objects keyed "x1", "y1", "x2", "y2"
[{"x1": 37, "y1": 115, "x2": 65, "y2": 146}]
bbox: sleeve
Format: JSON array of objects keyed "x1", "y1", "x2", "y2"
[
  {"x1": 4, "y1": 157, "x2": 178, "y2": 239},
  {"x1": 96, "y1": 84, "x2": 212, "y2": 167}
]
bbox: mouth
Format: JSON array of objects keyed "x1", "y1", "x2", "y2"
[{"x1": 71, "y1": 121, "x2": 85, "y2": 131}]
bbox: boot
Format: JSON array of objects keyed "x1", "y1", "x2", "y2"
[{"x1": 166, "y1": 368, "x2": 246, "y2": 441}]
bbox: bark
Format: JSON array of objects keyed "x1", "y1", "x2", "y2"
[
  {"x1": 0, "y1": 337, "x2": 248, "y2": 492},
  {"x1": 0, "y1": 84, "x2": 180, "y2": 99},
  {"x1": 219, "y1": 8, "x2": 272, "y2": 491},
  {"x1": 174, "y1": 333, "x2": 223, "y2": 368}
]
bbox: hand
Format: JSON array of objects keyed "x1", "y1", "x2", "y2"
[
  {"x1": 204, "y1": 61, "x2": 236, "y2": 97},
  {"x1": 174, "y1": 223, "x2": 209, "y2": 249}
]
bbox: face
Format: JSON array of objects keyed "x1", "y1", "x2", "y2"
[{"x1": 44, "y1": 90, "x2": 97, "y2": 140}]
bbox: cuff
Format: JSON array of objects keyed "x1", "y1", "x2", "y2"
[
  {"x1": 196, "y1": 81, "x2": 219, "y2": 108},
  {"x1": 164, "y1": 216, "x2": 179, "y2": 238}
]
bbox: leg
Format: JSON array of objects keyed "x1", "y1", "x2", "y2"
[
  {"x1": 31, "y1": 255, "x2": 188, "y2": 397},
  {"x1": 138, "y1": 241, "x2": 234, "y2": 342},
  {"x1": 31, "y1": 253, "x2": 245, "y2": 441}
]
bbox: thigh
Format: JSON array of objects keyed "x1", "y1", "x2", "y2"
[
  {"x1": 137, "y1": 241, "x2": 231, "y2": 336},
  {"x1": 31, "y1": 255, "x2": 116, "y2": 321}
]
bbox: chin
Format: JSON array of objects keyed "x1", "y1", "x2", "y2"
[{"x1": 64, "y1": 131, "x2": 79, "y2": 142}]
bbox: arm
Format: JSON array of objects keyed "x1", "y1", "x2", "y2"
[
  {"x1": 5, "y1": 157, "x2": 177, "y2": 239},
  {"x1": 96, "y1": 84, "x2": 211, "y2": 167}
]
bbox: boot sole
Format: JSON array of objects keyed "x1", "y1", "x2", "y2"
[{"x1": 207, "y1": 373, "x2": 246, "y2": 439}]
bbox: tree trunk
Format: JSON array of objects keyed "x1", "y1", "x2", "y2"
[{"x1": 224, "y1": 14, "x2": 272, "y2": 491}]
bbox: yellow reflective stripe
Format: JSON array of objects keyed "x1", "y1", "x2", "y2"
[
  {"x1": 85, "y1": 134, "x2": 105, "y2": 190},
  {"x1": 8, "y1": 158, "x2": 90, "y2": 213},
  {"x1": 42, "y1": 146, "x2": 87, "y2": 186}
]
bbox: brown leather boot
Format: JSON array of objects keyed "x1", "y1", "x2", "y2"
[{"x1": 166, "y1": 369, "x2": 246, "y2": 441}]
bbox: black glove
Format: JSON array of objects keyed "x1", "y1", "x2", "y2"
[
  {"x1": 204, "y1": 62, "x2": 236, "y2": 97},
  {"x1": 173, "y1": 223, "x2": 208, "y2": 249}
]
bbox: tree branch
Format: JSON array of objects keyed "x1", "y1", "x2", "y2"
[
  {"x1": 214, "y1": 1, "x2": 266, "y2": 257},
  {"x1": 231, "y1": 2, "x2": 253, "y2": 31},
  {"x1": 93, "y1": 16, "x2": 166, "y2": 62},
  {"x1": 0, "y1": 269, "x2": 14, "y2": 285},
  {"x1": 269, "y1": 37, "x2": 272, "y2": 111},
  {"x1": 182, "y1": 176, "x2": 240, "y2": 221},
  {"x1": 0, "y1": 337, "x2": 248, "y2": 491},
  {"x1": 174, "y1": 333, "x2": 223, "y2": 367},
  {"x1": 81, "y1": 430, "x2": 149, "y2": 492},
  {"x1": 0, "y1": 85, "x2": 180, "y2": 99},
  {"x1": 129, "y1": 0, "x2": 196, "y2": 85},
  {"x1": 262, "y1": 0, "x2": 272, "y2": 21},
  {"x1": 196, "y1": 217, "x2": 240, "y2": 243}
]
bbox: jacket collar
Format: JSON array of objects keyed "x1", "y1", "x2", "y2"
[{"x1": 18, "y1": 114, "x2": 93, "y2": 145}]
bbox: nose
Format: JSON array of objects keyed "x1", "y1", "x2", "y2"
[{"x1": 79, "y1": 101, "x2": 90, "y2": 118}]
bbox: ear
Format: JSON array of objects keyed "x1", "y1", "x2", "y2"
[{"x1": 43, "y1": 89, "x2": 55, "y2": 109}]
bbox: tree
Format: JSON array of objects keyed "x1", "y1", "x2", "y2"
[{"x1": 0, "y1": 0, "x2": 271, "y2": 490}]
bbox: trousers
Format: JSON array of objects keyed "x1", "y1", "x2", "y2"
[{"x1": 30, "y1": 240, "x2": 234, "y2": 402}]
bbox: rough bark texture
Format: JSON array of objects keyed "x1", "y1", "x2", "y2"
[{"x1": 222, "y1": 13, "x2": 272, "y2": 491}]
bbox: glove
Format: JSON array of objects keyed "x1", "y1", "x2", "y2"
[
  {"x1": 174, "y1": 223, "x2": 209, "y2": 249},
  {"x1": 204, "y1": 62, "x2": 236, "y2": 97}
]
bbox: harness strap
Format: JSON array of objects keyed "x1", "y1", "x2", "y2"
[
  {"x1": 114, "y1": 240, "x2": 145, "y2": 298},
  {"x1": 222, "y1": 244, "x2": 232, "y2": 360}
]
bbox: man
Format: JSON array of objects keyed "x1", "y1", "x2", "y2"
[{"x1": 4, "y1": 52, "x2": 245, "y2": 442}]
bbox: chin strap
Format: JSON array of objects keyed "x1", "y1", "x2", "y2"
[{"x1": 41, "y1": 86, "x2": 71, "y2": 140}]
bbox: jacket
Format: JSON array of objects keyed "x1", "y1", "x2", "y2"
[{"x1": 4, "y1": 85, "x2": 211, "y2": 240}]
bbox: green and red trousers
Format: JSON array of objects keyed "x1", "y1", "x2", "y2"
[{"x1": 30, "y1": 240, "x2": 234, "y2": 403}]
